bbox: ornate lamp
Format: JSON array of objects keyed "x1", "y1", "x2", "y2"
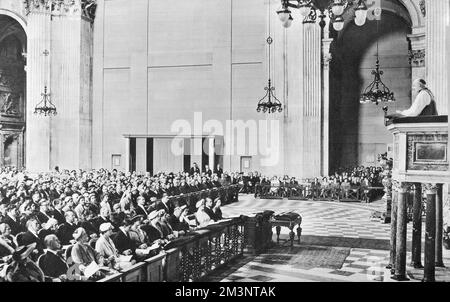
[
  {"x1": 257, "y1": 37, "x2": 283, "y2": 114},
  {"x1": 277, "y1": 0, "x2": 369, "y2": 30},
  {"x1": 359, "y1": 21, "x2": 395, "y2": 106},
  {"x1": 34, "y1": 86, "x2": 57, "y2": 116}
]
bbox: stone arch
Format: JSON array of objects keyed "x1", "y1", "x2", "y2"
[
  {"x1": 397, "y1": 0, "x2": 424, "y2": 28},
  {"x1": 0, "y1": 9, "x2": 27, "y2": 36}
]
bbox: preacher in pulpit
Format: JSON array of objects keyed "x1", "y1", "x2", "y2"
[{"x1": 387, "y1": 79, "x2": 438, "y2": 119}]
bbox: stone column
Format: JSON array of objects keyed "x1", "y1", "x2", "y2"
[
  {"x1": 25, "y1": 0, "x2": 96, "y2": 172},
  {"x1": 387, "y1": 180, "x2": 398, "y2": 272},
  {"x1": 423, "y1": 183, "x2": 437, "y2": 282},
  {"x1": 301, "y1": 17, "x2": 322, "y2": 179},
  {"x1": 25, "y1": 3, "x2": 52, "y2": 172},
  {"x1": 50, "y1": 0, "x2": 96, "y2": 170},
  {"x1": 436, "y1": 184, "x2": 444, "y2": 267},
  {"x1": 426, "y1": 0, "x2": 450, "y2": 115},
  {"x1": 392, "y1": 182, "x2": 409, "y2": 281},
  {"x1": 321, "y1": 13, "x2": 332, "y2": 177},
  {"x1": 410, "y1": 183, "x2": 423, "y2": 268}
]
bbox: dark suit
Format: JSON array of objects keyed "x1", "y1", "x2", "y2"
[
  {"x1": 141, "y1": 224, "x2": 163, "y2": 243},
  {"x1": 21, "y1": 231, "x2": 45, "y2": 257},
  {"x1": 155, "y1": 201, "x2": 174, "y2": 215},
  {"x1": 2, "y1": 215, "x2": 24, "y2": 236},
  {"x1": 57, "y1": 222, "x2": 78, "y2": 245},
  {"x1": 112, "y1": 230, "x2": 136, "y2": 254},
  {"x1": 38, "y1": 250, "x2": 68, "y2": 279},
  {"x1": 190, "y1": 167, "x2": 200, "y2": 175},
  {"x1": 203, "y1": 207, "x2": 218, "y2": 222},
  {"x1": 135, "y1": 205, "x2": 149, "y2": 217},
  {"x1": 36, "y1": 211, "x2": 51, "y2": 225},
  {"x1": 52, "y1": 209, "x2": 66, "y2": 225}
]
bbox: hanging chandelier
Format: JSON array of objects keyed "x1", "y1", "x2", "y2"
[
  {"x1": 277, "y1": 0, "x2": 368, "y2": 31},
  {"x1": 34, "y1": 86, "x2": 57, "y2": 116},
  {"x1": 359, "y1": 21, "x2": 395, "y2": 106},
  {"x1": 257, "y1": 37, "x2": 283, "y2": 114}
]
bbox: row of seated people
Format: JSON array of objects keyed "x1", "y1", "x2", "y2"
[{"x1": 0, "y1": 195, "x2": 223, "y2": 282}]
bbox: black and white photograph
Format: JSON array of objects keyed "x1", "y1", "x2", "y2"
[{"x1": 0, "y1": 0, "x2": 449, "y2": 287}]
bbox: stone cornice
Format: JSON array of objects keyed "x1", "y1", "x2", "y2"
[{"x1": 23, "y1": 0, "x2": 97, "y2": 21}]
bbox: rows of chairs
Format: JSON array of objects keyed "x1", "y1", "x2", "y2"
[{"x1": 255, "y1": 184, "x2": 385, "y2": 203}]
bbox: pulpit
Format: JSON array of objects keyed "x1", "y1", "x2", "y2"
[{"x1": 387, "y1": 116, "x2": 449, "y2": 282}]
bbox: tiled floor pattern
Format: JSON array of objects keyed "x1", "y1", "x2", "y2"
[
  {"x1": 207, "y1": 195, "x2": 450, "y2": 282},
  {"x1": 223, "y1": 196, "x2": 410, "y2": 241}
]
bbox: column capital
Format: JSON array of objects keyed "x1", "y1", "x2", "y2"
[
  {"x1": 423, "y1": 183, "x2": 438, "y2": 194},
  {"x1": 24, "y1": 0, "x2": 97, "y2": 21},
  {"x1": 392, "y1": 181, "x2": 411, "y2": 193},
  {"x1": 408, "y1": 49, "x2": 425, "y2": 67}
]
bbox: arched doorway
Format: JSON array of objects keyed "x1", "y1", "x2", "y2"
[
  {"x1": 0, "y1": 15, "x2": 26, "y2": 168},
  {"x1": 329, "y1": 1, "x2": 412, "y2": 172}
]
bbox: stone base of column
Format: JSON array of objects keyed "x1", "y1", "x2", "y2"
[
  {"x1": 391, "y1": 274, "x2": 409, "y2": 281},
  {"x1": 422, "y1": 276, "x2": 435, "y2": 282},
  {"x1": 410, "y1": 261, "x2": 423, "y2": 269}
]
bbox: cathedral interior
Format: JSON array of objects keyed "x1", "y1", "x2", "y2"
[{"x1": 0, "y1": 0, "x2": 448, "y2": 284}]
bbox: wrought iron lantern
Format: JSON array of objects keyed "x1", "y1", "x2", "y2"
[{"x1": 34, "y1": 86, "x2": 57, "y2": 116}]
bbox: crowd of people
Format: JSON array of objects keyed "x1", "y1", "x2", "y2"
[
  {"x1": 0, "y1": 163, "x2": 235, "y2": 282},
  {"x1": 238, "y1": 166, "x2": 385, "y2": 201}
]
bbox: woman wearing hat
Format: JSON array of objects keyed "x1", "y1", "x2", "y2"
[
  {"x1": 1, "y1": 243, "x2": 45, "y2": 282},
  {"x1": 71, "y1": 227, "x2": 105, "y2": 274}
]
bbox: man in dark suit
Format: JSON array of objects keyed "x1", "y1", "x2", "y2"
[
  {"x1": 203, "y1": 198, "x2": 219, "y2": 222},
  {"x1": 189, "y1": 162, "x2": 200, "y2": 175},
  {"x1": 214, "y1": 164, "x2": 223, "y2": 178},
  {"x1": 92, "y1": 206, "x2": 114, "y2": 232},
  {"x1": 20, "y1": 217, "x2": 45, "y2": 260},
  {"x1": 135, "y1": 196, "x2": 149, "y2": 217},
  {"x1": 57, "y1": 210, "x2": 78, "y2": 245},
  {"x1": 155, "y1": 194, "x2": 174, "y2": 216},
  {"x1": 3, "y1": 206, "x2": 24, "y2": 236},
  {"x1": 36, "y1": 201, "x2": 52, "y2": 225},
  {"x1": 112, "y1": 219, "x2": 137, "y2": 257},
  {"x1": 38, "y1": 234, "x2": 69, "y2": 280},
  {"x1": 51, "y1": 199, "x2": 65, "y2": 225}
]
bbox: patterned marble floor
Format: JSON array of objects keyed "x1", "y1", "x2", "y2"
[{"x1": 207, "y1": 195, "x2": 450, "y2": 282}]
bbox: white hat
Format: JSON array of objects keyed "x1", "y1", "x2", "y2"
[
  {"x1": 99, "y1": 222, "x2": 113, "y2": 233},
  {"x1": 196, "y1": 199, "x2": 204, "y2": 209}
]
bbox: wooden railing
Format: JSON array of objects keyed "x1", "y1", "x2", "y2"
[
  {"x1": 255, "y1": 184, "x2": 384, "y2": 203},
  {"x1": 98, "y1": 216, "x2": 247, "y2": 282}
]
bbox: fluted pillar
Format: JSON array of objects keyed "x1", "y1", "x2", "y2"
[
  {"x1": 392, "y1": 182, "x2": 409, "y2": 281},
  {"x1": 426, "y1": 0, "x2": 449, "y2": 115},
  {"x1": 301, "y1": 18, "x2": 322, "y2": 179},
  {"x1": 25, "y1": 0, "x2": 96, "y2": 171},
  {"x1": 423, "y1": 183, "x2": 437, "y2": 282},
  {"x1": 321, "y1": 13, "x2": 332, "y2": 177},
  {"x1": 26, "y1": 5, "x2": 52, "y2": 172}
]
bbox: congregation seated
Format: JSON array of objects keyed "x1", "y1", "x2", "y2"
[{"x1": 0, "y1": 223, "x2": 15, "y2": 258}]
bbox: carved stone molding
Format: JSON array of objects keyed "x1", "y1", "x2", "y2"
[
  {"x1": 23, "y1": 0, "x2": 97, "y2": 21},
  {"x1": 392, "y1": 181, "x2": 411, "y2": 193},
  {"x1": 322, "y1": 53, "x2": 332, "y2": 70},
  {"x1": 419, "y1": 0, "x2": 426, "y2": 17},
  {"x1": 408, "y1": 49, "x2": 425, "y2": 67},
  {"x1": 423, "y1": 183, "x2": 438, "y2": 194}
]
